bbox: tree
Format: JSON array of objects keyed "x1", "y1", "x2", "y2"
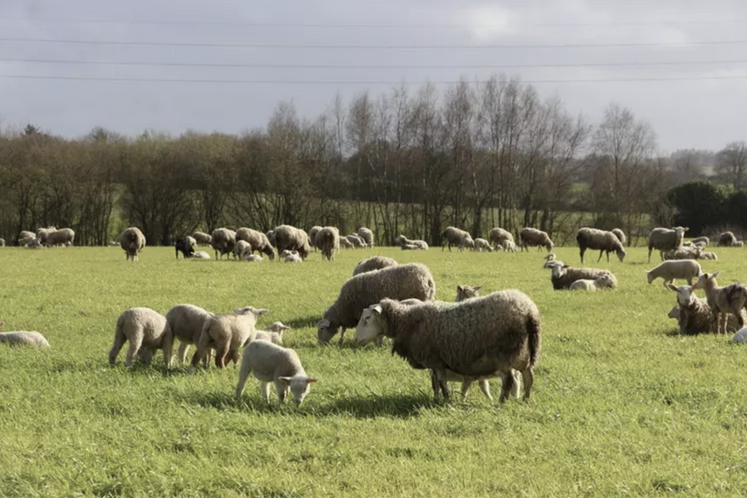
[
  {"x1": 715, "y1": 141, "x2": 747, "y2": 189},
  {"x1": 667, "y1": 181, "x2": 726, "y2": 235}
]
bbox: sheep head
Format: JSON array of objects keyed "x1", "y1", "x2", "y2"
[
  {"x1": 355, "y1": 304, "x2": 387, "y2": 346},
  {"x1": 666, "y1": 283, "x2": 697, "y2": 307},
  {"x1": 278, "y1": 375, "x2": 317, "y2": 405},
  {"x1": 692, "y1": 271, "x2": 720, "y2": 291},
  {"x1": 317, "y1": 318, "x2": 339, "y2": 344}
]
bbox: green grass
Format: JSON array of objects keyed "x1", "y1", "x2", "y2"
[{"x1": 1, "y1": 245, "x2": 747, "y2": 497}]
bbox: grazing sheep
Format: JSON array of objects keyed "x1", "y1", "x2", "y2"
[
  {"x1": 699, "y1": 251, "x2": 718, "y2": 260},
  {"x1": 244, "y1": 254, "x2": 264, "y2": 262},
  {"x1": 488, "y1": 227, "x2": 514, "y2": 250},
  {"x1": 717, "y1": 231, "x2": 737, "y2": 247},
  {"x1": 165, "y1": 304, "x2": 214, "y2": 364},
  {"x1": 189, "y1": 306, "x2": 268, "y2": 370},
  {"x1": 666, "y1": 286, "x2": 747, "y2": 335},
  {"x1": 233, "y1": 240, "x2": 252, "y2": 260},
  {"x1": 357, "y1": 227, "x2": 374, "y2": 248},
  {"x1": 501, "y1": 240, "x2": 517, "y2": 252},
  {"x1": 647, "y1": 226, "x2": 688, "y2": 262},
  {"x1": 274, "y1": 225, "x2": 312, "y2": 259},
  {"x1": 26, "y1": 238, "x2": 43, "y2": 249},
  {"x1": 692, "y1": 271, "x2": 747, "y2": 334},
  {"x1": 691, "y1": 236, "x2": 709, "y2": 247},
  {"x1": 340, "y1": 237, "x2": 354, "y2": 249},
  {"x1": 192, "y1": 231, "x2": 212, "y2": 245},
  {"x1": 576, "y1": 227, "x2": 626, "y2": 263},
  {"x1": 235, "y1": 228, "x2": 275, "y2": 260},
  {"x1": 211, "y1": 228, "x2": 237, "y2": 260},
  {"x1": 266, "y1": 230, "x2": 276, "y2": 247},
  {"x1": 611, "y1": 228, "x2": 627, "y2": 246},
  {"x1": 175, "y1": 236, "x2": 196, "y2": 259},
  {"x1": 346, "y1": 234, "x2": 367, "y2": 249},
  {"x1": 19, "y1": 230, "x2": 35, "y2": 240},
  {"x1": 520, "y1": 227, "x2": 554, "y2": 253},
  {"x1": 109, "y1": 308, "x2": 173, "y2": 368},
  {"x1": 568, "y1": 273, "x2": 617, "y2": 291},
  {"x1": 318, "y1": 263, "x2": 436, "y2": 345},
  {"x1": 355, "y1": 290, "x2": 541, "y2": 402},
  {"x1": 456, "y1": 285, "x2": 481, "y2": 301},
  {"x1": 192, "y1": 251, "x2": 211, "y2": 259},
  {"x1": 353, "y1": 256, "x2": 398, "y2": 276},
  {"x1": 308, "y1": 226, "x2": 322, "y2": 250},
  {"x1": 18, "y1": 235, "x2": 36, "y2": 247},
  {"x1": 0, "y1": 323, "x2": 50, "y2": 347},
  {"x1": 35, "y1": 226, "x2": 56, "y2": 245},
  {"x1": 546, "y1": 262, "x2": 617, "y2": 290},
  {"x1": 119, "y1": 227, "x2": 146, "y2": 262},
  {"x1": 45, "y1": 228, "x2": 75, "y2": 247},
  {"x1": 442, "y1": 226, "x2": 474, "y2": 252},
  {"x1": 315, "y1": 226, "x2": 341, "y2": 261},
  {"x1": 255, "y1": 322, "x2": 292, "y2": 345},
  {"x1": 663, "y1": 245, "x2": 701, "y2": 260},
  {"x1": 646, "y1": 260, "x2": 702, "y2": 288},
  {"x1": 235, "y1": 340, "x2": 316, "y2": 405},
  {"x1": 282, "y1": 250, "x2": 302, "y2": 263},
  {"x1": 733, "y1": 241, "x2": 745, "y2": 248},
  {"x1": 472, "y1": 238, "x2": 493, "y2": 252}
]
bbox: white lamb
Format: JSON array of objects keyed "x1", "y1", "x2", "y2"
[
  {"x1": 0, "y1": 322, "x2": 50, "y2": 347},
  {"x1": 192, "y1": 251, "x2": 211, "y2": 259},
  {"x1": 255, "y1": 322, "x2": 291, "y2": 345},
  {"x1": 568, "y1": 273, "x2": 617, "y2": 291}
]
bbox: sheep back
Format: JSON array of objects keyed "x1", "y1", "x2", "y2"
[
  {"x1": 315, "y1": 227, "x2": 341, "y2": 261},
  {"x1": 353, "y1": 256, "x2": 398, "y2": 276},
  {"x1": 520, "y1": 227, "x2": 553, "y2": 252}
]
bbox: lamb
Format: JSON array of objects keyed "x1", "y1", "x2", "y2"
[
  {"x1": 235, "y1": 228, "x2": 275, "y2": 260},
  {"x1": 501, "y1": 240, "x2": 517, "y2": 252},
  {"x1": 520, "y1": 227, "x2": 554, "y2": 253},
  {"x1": 315, "y1": 226, "x2": 341, "y2": 261},
  {"x1": 666, "y1": 286, "x2": 747, "y2": 335},
  {"x1": 109, "y1": 307, "x2": 173, "y2": 368},
  {"x1": 647, "y1": 226, "x2": 688, "y2": 262},
  {"x1": 318, "y1": 263, "x2": 437, "y2": 345},
  {"x1": 340, "y1": 237, "x2": 354, "y2": 249},
  {"x1": 456, "y1": 285, "x2": 481, "y2": 301},
  {"x1": 235, "y1": 340, "x2": 316, "y2": 405},
  {"x1": 646, "y1": 260, "x2": 702, "y2": 288},
  {"x1": 717, "y1": 231, "x2": 737, "y2": 247},
  {"x1": 274, "y1": 225, "x2": 311, "y2": 259},
  {"x1": 255, "y1": 322, "x2": 292, "y2": 345},
  {"x1": 398, "y1": 235, "x2": 429, "y2": 250},
  {"x1": 233, "y1": 240, "x2": 252, "y2": 260},
  {"x1": 119, "y1": 227, "x2": 146, "y2": 262},
  {"x1": 472, "y1": 238, "x2": 493, "y2": 252},
  {"x1": 663, "y1": 245, "x2": 701, "y2": 260},
  {"x1": 692, "y1": 271, "x2": 747, "y2": 334},
  {"x1": 244, "y1": 254, "x2": 264, "y2": 262},
  {"x1": 357, "y1": 227, "x2": 374, "y2": 248},
  {"x1": 45, "y1": 228, "x2": 75, "y2": 247},
  {"x1": 189, "y1": 306, "x2": 268, "y2": 370},
  {"x1": 346, "y1": 234, "x2": 367, "y2": 249},
  {"x1": 442, "y1": 226, "x2": 474, "y2": 252},
  {"x1": 18, "y1": 235, "x2": 35, "y2": 247},
  {"x1": 175, "y1": 236, "x2": 196, "y2": 259},
  {"x1": 568, "y1": 273, "x2": 617, "y2": 291},
  {"x1": 546, "y1": 262, "x2": 617, "y2": 290},
  {"x1": 192, "y1": 231, "x2": 212, "y2": 245},
  {"x1": 699, "y1": 251, "x2": 718, "y2": 260},
  {"x1": 355, "y1": 290, "x2": 541, "y2": 402},
  {"x1": 611, "y1": 228, "x2": 627, "y2": 246},
  {"x1": 165, "y1": 304, "x2": 215, "y2": 364},
  {"x1": 308, "y1": 226, "x2": 322, "y2": 250},
  {"x1": 192, "y1": 251, "x2": 211, "y2": 259},
  {"x1": 282, "y1": 250, "x2": 302, "y2": 263},
  {"x1": 488, "y1": 227, "x2": 514, "y2": 250},
  {"x1": 576, "y1": 227, "x2": 626, "y2": 263},
  {"x1": 353, "y1": 256, "x2": 398, "y2": 276},
  {"x1": 0, "y1": 322, "x2": 50, "y2": 347},
  {"x1": 691, "y1": 236, "x2": 709, "y2": 247},
  {"x1": 211, "y1": 228, "x2": 237, "y2": 260}
]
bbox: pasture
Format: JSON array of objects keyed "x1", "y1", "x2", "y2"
[{"x1": 1, "y1": 244, "x2": 747, "y2": 497}]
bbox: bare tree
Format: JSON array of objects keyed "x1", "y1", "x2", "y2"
[{"x1": 715, "y1": 141, "x2": 747, "y2": 189}]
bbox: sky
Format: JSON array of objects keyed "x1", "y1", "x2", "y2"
[{"x1": 0, "y1": 0, "x2": 746, "y2": 153}]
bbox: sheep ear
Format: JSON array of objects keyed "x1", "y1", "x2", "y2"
[
  {"x1": 474, "y1": 286, "x2": 482, "y2": 291},
  {"x1": 712, "y1": 271, "x2": 720, "y2": 278},
  {"x1": 306, "y1": 378, "x2": 317, "y2": 384},
  {"x1": 253, "y1": 308, "x2": 269, "y2": 317},
  {"x1": 666, "y1": 284, "x2": 677, "y2": 291},
  {"x1": 457, "y1": 285, "x2": 464, "y2": 292},
  {"x1": 371, "y1": 304, "x2": 383, "y2": 315},
  {"x1": 278, "y1": 376, "x2": 291, "y2": 385},
  {"x1": 318, "y1": 319, "x2": 330, "y2": 328}
]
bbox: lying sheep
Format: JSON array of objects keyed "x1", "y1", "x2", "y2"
[
  {"x1": 442, "y1": 226, "x2": 474, "y2": 252},
  {"x1": 488, "y1": 228, "x2": 514, "y2": 250},
  {"x1": 699, "y1": 251, "x2": 718, "y2": 260},
  {"x1": 18, "y1": 235, "x2": 36, "y2": 247},
  {"x1": 165, "y1": 304, "x2": 215, "y2": 364},
  {"x1": 120, "y1": 227, "x2": 146, "y2": 262},
  {"x1": 568, "y1": 273, "x2": 617, "y2": 291},
  {"x1": 189, "y1": 306, "x2": 268, "y2": 370},
  {"x1": 456, "y1": 285, "x2": 481, "y2": 301},
  {"x1": 274, "y1": 225, "x2": 312, "y2": 259},
  {"x1": 109, "y1": 308, "x2": 173, "y2": 368},
  {"x1": 45, "y1": 228, "x2": 75, "y2": 247},
  {"x1": 667, "y1": 285, "x2": 747, "y2": 335},
  {"x1": 732, "y1": 328, "x2": 747, "y2": 343},
  {"x1": 576, "y1": 227, "x2": 626, "y2": 263},
  {"x1": 233, "y1": 240, "x2": 252, "y2": 260},
  {"x1": 192, "y1": 251, "x2": 211, "y2": 259},
  {"x1": 193, "y1": 231, "x2": 212, "y2": 245},
  {"x1": 472, "y1": 238, "x2": 493, "y2": 252},
  {"x1": 235, "y1": 228, "x2": 276, "y2": 260},
  {"x1": 315, "y1": 227, "x2": 341, "y2": 261},
  {"x1": 0, "y1": 322, "x2": 50, "y2": 347},
  {"x1": 545, "y1": 262, "x2": 617, "y2": 290},
  {"x1": 648, "y1": 226, "x2": 688, "y2": 262},
  {"x1": 663, "y1": 245, "x2": 701, "y2": 260},
  {"x1": 693, "y1": 271, "x2": 747, "y2": 334},
  {"x1": 353, "y1": 256, "x2": 398, "y2": 276},
  {"x1": 175, "y1": 236, "x2": 196, "y2": 259},
  {"x1": 395, "y1": 234, "x2": 429, "y2": 250},
  {"x1": 611, "y1": 228, "x2": 627, "y2": 246},
  {"x1": 355, "y1": 290, "x2": 541, "y2": 402},
  {"x1": 245, "y1": 254, "x2": 264, "y2": 262},
  {"x1": 691, "y1": 236, "x2": 709, "y2": 247},
  {"x1": 282, "y1": 250, "x2": 302, "y2": 263},
  {"x1": 318, "y1": 263, "x2": 436, "y2": 345},
  {"x1": 235, "y1": 340, "x2": 316, "y2": 405},
  {"x1": 357, "y1": 227, "x2": 374, "y2": 248},
  {"x1": 255, "y1": 322, "x2": 291, "y2": 345},
  {"x1": 520, "y1": 227, "x2": 554, "y2": 253},
  {"x1": 646, "y1": 260, "x2": 702, "y2": 288},
  {"x1": 717, "y1": 231, "x2": 737, "y2": 247},
  {"x1": 211, "y1": 228, "x2": 237, "y2": 260}
]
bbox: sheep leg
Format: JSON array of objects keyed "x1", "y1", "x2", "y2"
[
  {"x1": 477, "y1": 380, "x2": 493, "y2": 401},
  {"x1": 177, "y1": 342, "x2": 190, "y2": 363},
  {"x1": 124, "y1": 334, "x2": 144, "y2": 368},
  {"x1": 499, "y1": 373, "x2": 516, "y2": 403},
  {"x1": 260, "y1": 381, "x2": 273, "y2": 403},
  {"x1": 108, "y1": 330, "x2": 127, "y2": 366},
  {"x1": 520, "y1": 367, "x2": 534, "y2": 401},
  {"x1": 214, "y1": 345, "x2": 229, "y2": 369},
  {"x1": 274, "y1": 380, "x2": 288, "y2": 403},
  {"x1": 460, "y1": 378, "x2": 473, "y2": 398},
  {"x1": 337, "y1": 328, "x2": 347, "y2": 345},
  {"x1": 190, "y1": 333, "x2": 213, "y2": 370},
  {"x1": 161, "y1": 337, "x2": 174, "y2": 369}
]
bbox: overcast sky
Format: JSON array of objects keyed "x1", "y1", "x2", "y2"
[{"x1": 0, "y1": 0, "x2": 745, "y2": 152}]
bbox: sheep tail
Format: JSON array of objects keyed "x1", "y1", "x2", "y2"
[{"x1": 526, "y1": 314, "x2": 541, "y2": 367}]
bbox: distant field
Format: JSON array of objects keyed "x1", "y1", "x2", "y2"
[{"x1": 1, "y1": 245, "x2": 747, "y2": 497}]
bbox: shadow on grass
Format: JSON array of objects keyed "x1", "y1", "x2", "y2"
[{"x1": 287, "y1": 315, "x2": 320, "y2": 330}]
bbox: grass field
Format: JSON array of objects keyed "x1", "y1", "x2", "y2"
[{"x1": 2, "y1": 244, "x2": 747, "y2": 497}]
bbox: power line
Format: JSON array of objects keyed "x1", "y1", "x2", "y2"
[
  {"x1": 1, "y1": 57, "x2": 747, "y2": 69},
  {"x1": 1, "y1": 36, "x2": 747, "y2": 49}
]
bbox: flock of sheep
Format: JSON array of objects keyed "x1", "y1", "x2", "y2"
[{"x1": 3, "y1": 222, "x2": 747, "y2": 406}]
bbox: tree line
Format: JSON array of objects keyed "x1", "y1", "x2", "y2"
[{"x1": 1, "y1": 75, "x2": 745, "y2": 247}]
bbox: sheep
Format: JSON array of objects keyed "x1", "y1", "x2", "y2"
[
  {"x1": 646, "y1": 260, "x2": 702, "y2": 288},
  {"x1": 488, "y1": 227, "x2": 514, "y2": 250},
  {"x1": 192, "y1": 251, "x2": 211, "y2": 259},
  {"x1": 568, "y1": 273, "x2": 617, "y2": 291},
  {"x1": 576, "y1": 227, "x2": 626, "y2": 263},
  {"x1": 666, "y1": 285, "x2": 747, "y2": 335},
  {"x1": 255, "y1": 322, "x2": 291, "y2": 345},
  {"x1": 109, "y1": 308, "x2": 173, "y2": 368},
  {"x1": 282, "y1": 250, "x2": 302, "y2": 263},
  {"x1": 189, "y1": 306, "x2": 268, "y2": 370},
  {"x1": 355, "y1": 290, "x2": 541, "y2": 402},
  {"x1": 233, "y1": 240, "x2": 252, "y2": 260},
  {"x1": 663, "y1": 245, "x2": 701, "y2": 260},
  {"x1": 35, "y1": 226, "x2": 56, "y2": 245},
  {"x1": 274, "y1": 225, "x2": 311, "y2": 259},
  {"x1": 699, "y1": 251, "x2": 718, "y2": 260},
  {"x1": 732, "y1": 328, "x2": 747, "y2": 343},
  {"x1": 442, "y1": 226, "x2": 474, "y2": 252},
  {"x1": 235, "y1": 228, "x2": 275, "y2": 260},
  {"x1": 733, "y1": 241, "x2": 745, "y2": 248},
  {"x1": 211, "y1": 228, "x2": 237, "y2": 260},
  {"x1": 544, "y1": 253, "x2": 556, "y2": 262},
  {"x1": 26, "y1": 238, "x2": 43, "y2": 249},
  {"x1": 308, "y1": 226, "x2": 322, "y2": 250},
  {"x1": 165, "y1": 304, "x2": 214, "y2": 364},
  {"x1": 19, "y1": 230, "x2": 35, "y2": 241},
  {"x1": 692, "y1": 271, "x2": 747, "y2": 334},
  {"x1": 266, "y1": 230, "x2": 276, "y2": 247},
  {"x1": 545, "y1": 262, "x2": 617, "y2": 290},
  {"x1": 45, "y1": 228, "x2": 75, "y2": 247},
  {"x1": 244, "y1": 254, "x2": 264, "y2": 262},
  {"x1": 315, "y1": 226, "x2": 341, "y2": 261},
  {"x1": 717, "y1": 231, "x2": 737, "y2": 247},
  {"x1": 611, "y1": 228, "x2": 627, "y2": 246},
  {"x1": 501, "y1": 240, "x2": 517, "y2": 252},
  {"x1": 353, "y1": 256, "x2": 398, "y2": 276},
  {"x1": 192, "y1": 231, "x2": 212, "y2": 246},
  {"x1": 18, "y1": 235, "x2": 36, "y2": 247},
  {"x1": 691, "y1": 236, "x2": 709, "y2": 247},
  {"x1": 119, "y1": 227, "x2": 146, "y2": 262},
  {"x1": 340, "y1": 237, "x2": 354, "y2": 249},
  {"x1": 647, "y1": 226, "x2": 688, "y2": 262},
  {"x1": 0, "y1": 322, "x2": 50, "y2": 347},
  {"x1": 472, "y1": 238, "x2": 493, "y2": 252},
  {"x1": 235, "y1": 340, "x2": 316, "y2": 405},
  {"x1": 346, "y1": 234, "x2": 367, "y2": 249},
  {"x1": 0, "y1": 238, "x2": 4, "y2": 247},
  {"x1": 318, "y1": 263, "x2": 436, "y2": 345},
  {"x1": 520, "y1": 227, "x2": 554, "y2": 253},
  {"x1": 395, "y1": 235, "x2": 429, "y2": 250},
  {"x1": 175, "y1": 236, "x2": 196, "y2": 259},
  {"x1": 456, "y1": 285, "x2": 481, "y2": 301},
  {"x1": 357, "y1": 227, "x2": 374, "y2": 248}
]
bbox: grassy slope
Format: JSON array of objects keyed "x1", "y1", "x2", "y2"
[{"x1": 1, "y1": 245, "x2": 747, "y2": 497}]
